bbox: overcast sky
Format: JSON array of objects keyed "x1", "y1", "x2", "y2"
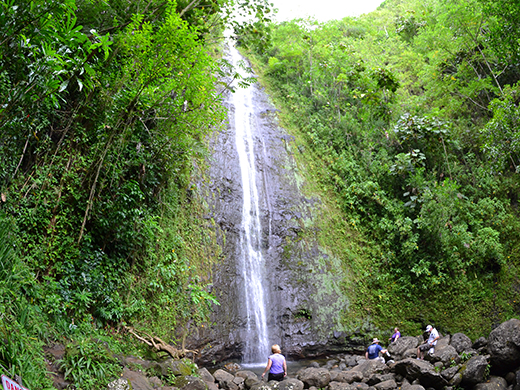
[{"x1": 270, "y1": 0, "x2": 384, "y2": 22}]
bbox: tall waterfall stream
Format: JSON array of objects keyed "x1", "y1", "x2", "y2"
[
  {"x1": 230, "y1": 46, "x2": 270, "y2": 363},
  {"x1": 195, "y1": 43, "x2": 351, "y2": 365}
]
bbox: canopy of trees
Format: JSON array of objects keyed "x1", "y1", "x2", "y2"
[{"x1": 244, "y1": 0, "x2": 520, "y2": 336}]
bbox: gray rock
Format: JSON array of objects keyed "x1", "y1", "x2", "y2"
[
  {"x1": 441, "y1": 366, "x2": 459, "y2": 381},
  {"x1": 349, "y1": 383, "x2": 369, "y2": 390},
  {"x1": 430, "y1": 345, "x2": 459, "y2": 366},
  {"x1": 387, "y1": 337, "x2": 419, "y2": 359},
  {"x1": 234, "y1": 377, "x2": 245, "y2": 386},
  {"x1": 346, "y1": 358, "x2": 358, "y2": 367},
  {"x1": 366, "y1": 374, "x2": 394, "y2": 386},
  {"x1": 121, "y1": 368, "x2": 154, "y2": 390},
  {"x1": 450, "y1": 333, "x2": 472, "y2": 354},
  {"x1": 373, "y1": 380, "x2": 397, "y2": 390},
  {"x1": 515, "y1": 368, "x2": 520, "y2": 390},
  {"x1": 328, "y1": 382, "x2": 351, "y2": 390},
  {"x1": 474, "y1": 337, "x2": 488, "y2": 350},
  {"x1": 161, "y1": 358, "x2": 196, "y2": 377},
  {"x1": 504, "y1": 372, "x2": 516, "y2": 385},
  {"x1": 214, "y1": 369, "x2": 235, "y2": 383},
  {"x1": 402, "y1": 349, "x2": 418, "y2": 360},
  {"x1": 199, "y1": 367, "x2": 216, "y2": 383},
  {"x1": 488, "y1": 319, "x2": 520, "y2": 372},
  {"x1": 251, "y1": 383, "x2": 275, "y2": 390},
  {"x1": 474, "y1": 376, "x2": 508, "y2": 390},
  {"x1": 180, "y1": 377, "x2": 208, "y2": 390},
  {"x1": 214, "y1": 369, "x2": 238, "y2": 390},
  {"x1": 297, "y1": 367, "x2": 331, "y2": 388},
  {"x1": 333, "y1": 371, "x2": 364, "y2": 384},
  {"x1": 350, "y1": 360, "x2": 388, "y2": 379},
  {"x1": 461, "y1": 355, "x2": 490, "y2": 386},
  {"x1": 277, "y1": 378, "x2": 304, "y2": 390},
  {"x1": 449, "y1": 373, "x2": 462, "y2": 387},
  {"x1": 108, "y1": 378, "x2": 132, "y2": 390},
  {"x1": 435, "y1": 336, "x2": 450, "y2": 350},
  {"x1": 401, "y1": 384, "x2": 425, "y2": 390},
  {"x1": 245, "y1": 377, "x2": 262, "y2": 389},
  {"x1": 393, "y1": 358, "x2": 448, "y2": 389}
]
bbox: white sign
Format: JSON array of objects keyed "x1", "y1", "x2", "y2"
[{"x1": 1, "y1": 375, "x2": 29, "y2": 390}]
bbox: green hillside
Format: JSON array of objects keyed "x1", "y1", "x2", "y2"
[{"x1": 240, "y1": 0, "x2": 520, "y2": 338}]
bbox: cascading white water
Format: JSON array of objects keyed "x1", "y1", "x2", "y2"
[{"x1": 229, "y1": 45, "x2": 270, "y2": 363}]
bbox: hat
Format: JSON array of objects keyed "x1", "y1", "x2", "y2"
[
  {"x1": 373, "y1": 338, "x2": 380, "y2": 343},
  {"x1": 425, "y1": 325, "x2": 433, "y2": 332}
]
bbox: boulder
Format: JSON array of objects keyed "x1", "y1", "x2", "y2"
[
  {"x1": 297, "y1": 367, "x2": 331, "y2": 388},
  {"x1": 160, "y1": 358, "x2": 196, "y2": 377},
  {"x1": 435, "y1": 335, "x2": 450, "y2": 350},
  {"x1": 328, "y1": 382, "x2": 351, "y2": 390},
  {"x1": 402, "y1": 349, "x2": 418, "y2": 360},
  {"x1": 449, "y1": 373, "x2": 462, "y2": 387},
  {"x1": 393, "y1": 358, "x2": 448, "y2": 389},
  {"x1": 388, "y1": 337, "x2": 419, "y2": 359},
  {"x1": 233, "y1": 376, "x2": 245, "y2": 386},
  {"x1": 278, "y1": 378, "x2": 305, "y2": 390},
  {"x1": 108, "y1": 378, "x2": 132, "y2": 390},
  {"x1": 474, "y1": 337, "x2": 488, "y2": 351},
  {"x1": 488, "y1": 319, "x2": 520, "y2": 373},
  {"x1": 366, "y1": 374, "x2": 394, "y2": 386},
  {"x1": 450, "y1": 333, "x2": 472, "y2": 354},
  {"x1": 121, "y1": 368, "x2": 154, "y2": 390},
  {"x1": 460, "y1": 355, "x2": 490, "y2": 386},
  {"x1": 214, "y1": 369, "x2": 238, "y2": 390},
  {"x1": 332, "y1": 371, "x2": 364, "y2": 384},
  {"x1": 473, "y1": 376, "x2": 508, "y2": 390},
  {"x1": 430, "y1": 345, "x2": 459, "y2": 366},
  {"x1": 515, "y1": 368, "x2": 520, "y2": 390},
  {"x1": 245, "y1": 377, "x2": 262, "y2": 389},
  {"x1": 199, "y1": 367, "x2": 216, "y2": 383},
  {"x1": 350, "y1": 360, "x2": 388, "y2": 379},
  {"x1": 373, "y1": 380, "x2": 397, "y2": 390},
  {"x1": 441, "y1": 366, "x2": 460, "y2": 381},
  {"x1": 250, "y1": 383, "x2": 274, "y2": 390},
  {"x1": 179, "y1": 376, "x2": 208, "y2": 390},
  {"x1": 348, "y1": 383, "x2": 369, "y2": 390}
]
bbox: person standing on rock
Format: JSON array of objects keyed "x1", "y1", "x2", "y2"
[
  {"x1": 389, "y1": 327, "x2": 401, "y2": 343},
  {"x1": 417, "y1": 324, "x2": 439, "y2": 360},
  {"x1": 365, "y1": 338, "x2": 387, "y2": 362},
  {"x1": 261, "y1": 344, "x2": 287, "y2": 382}
]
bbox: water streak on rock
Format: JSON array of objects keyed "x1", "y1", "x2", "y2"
[{"x1": 230, "y1": 45, "x2": 269, "y2": 363}]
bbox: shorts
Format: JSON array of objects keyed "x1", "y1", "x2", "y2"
[
  {"x1": 268, "y1": 372, "x2": 284, "y2": 382},
  {"x1": 418, "y1": 343, "x2": 431, "y2": 352}
]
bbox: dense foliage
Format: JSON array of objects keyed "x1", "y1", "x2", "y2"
[
  {"x1": 244, "y1": 0, "x2": 520, "y2": 337},
  {"x1": 0, "y1": 0, "x2": 245, "y2": 387}
]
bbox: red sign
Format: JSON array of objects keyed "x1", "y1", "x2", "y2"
[{"x1": 1, "y1": 375, "x2": 29, "y2": 390}]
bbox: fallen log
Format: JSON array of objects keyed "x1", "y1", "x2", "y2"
[{"x1": 124, "y1": 326, "x2": 198, "y2": 359}]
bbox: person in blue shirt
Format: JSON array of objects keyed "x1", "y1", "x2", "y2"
[
  {"x1": 261, "y1": 344, "x2": 287, "y2": 382},
  {"x1": 365, "y1": 338, "x2": 387, "y2": 362}
]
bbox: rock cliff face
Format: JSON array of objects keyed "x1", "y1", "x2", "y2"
[{"x1": 190, "y1": 48, "x2": 358, "y2": 364}]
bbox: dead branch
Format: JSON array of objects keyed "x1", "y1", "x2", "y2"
[{"x1": 124, "y1": 326, "x2": 198, "y2": 359}]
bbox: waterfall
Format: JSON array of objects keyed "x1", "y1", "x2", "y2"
[{"x1": 229, "y1": 45, "x2": 270, "y2": 363}]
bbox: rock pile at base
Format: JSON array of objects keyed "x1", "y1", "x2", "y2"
[{"x1": 108, "y1": 319, "x2": 520, "y2": 390}]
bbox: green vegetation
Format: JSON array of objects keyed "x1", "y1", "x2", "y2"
[
  {"x1": 243, "y1": 0, "x2": 520, "y2": 338},
  {"x1": 0, "y1": 0, "x2": 267, "y2": 387},
  {"x1": 1, "y1": 0, "x2": 520, "y2": 387}
]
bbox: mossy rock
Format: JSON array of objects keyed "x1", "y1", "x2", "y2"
[{"x1": 160, "y1": 358, "x2": 197, "y2": 377}]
